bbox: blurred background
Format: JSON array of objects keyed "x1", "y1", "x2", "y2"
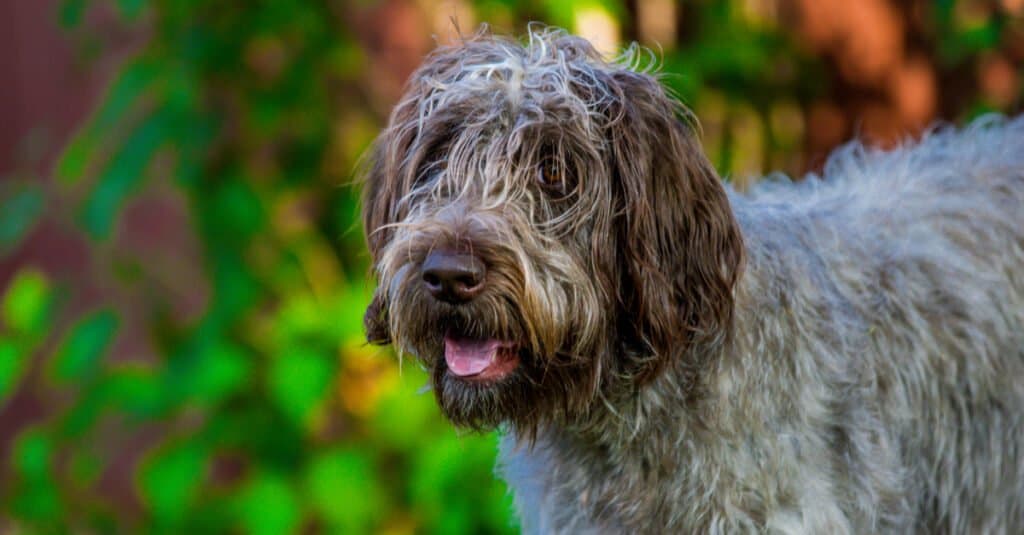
[{"x1": 0, "y1": 0, "x2": 1021, "y2": 532}]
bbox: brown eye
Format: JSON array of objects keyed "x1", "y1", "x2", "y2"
[{"x1": 537, "y1": 159, "x2": 564, "y2": 191}]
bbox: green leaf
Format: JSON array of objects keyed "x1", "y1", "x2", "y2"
[
  {"x1": 207, "y1": 178, "x2": 265, "y2": 240},
  {"x1": 59, "y1": 386, "x2": 106, "y2": 438},
  {"x1": 139, "y1": 439, "x2": 207, "y2": 522},
  {"x1": 275, "y1": 294, "x2": 326, "y2": 344},
  {"x1": 189, "y1": 342, "x2": 252, "y2": 406},
  {"x1": 0, "y1": 337, "x2": 28, "y2": 401},
  {"x1": 411, "y1": 433, "x2": 513, "y2": 534},
  {"x1": 10, "y1": 428, "x2": 63, "y2": 523},
  {"x1": 0, "y1": 184, "x2": 44, "y2": 252},
  {"x1": 11, "y1": 480, "x2": 62, "y2": 522},
  {"x1": 234, "y1": 472, "x2": 299, "y2": 535},
  {"x1": 334, "y1": 286, "x2": 373, "y2": 340},
  {"x1": 104, "y1": 364, "x2": 166, "y2": 417},
  {"x1": 14, "y1": 428, "x2": 53, "y2": 480},
  {"x1": 57, "y1": 134, "x2": 94, "y2": 187},
  {"x1": 115, "y1": 0, "x2": 146, "y2": 21},
  {"x1": 51, "y1": 310, "x2": 119, "y2": 383},
  {"x1": 2, "y1": 268, "x2": 50, "y2": 336},
  {"x1": 540, "y1": 0, "x2": 577, "y2": 29},
  {"x1": 370, "y1": 366, "x2": 436, "y2": 451},
  {"x1": 69, "y1": 449, "x2": 103, "y2": 489},
  {"x1": 79, "y1": 111, "x2": 167, "y2": 239},
  {"x1": 267, "y1": 347, "x2": 334, "y2": 425},
  {"x1": 58, "y1": 0, "x2": 88, "y2": 28},
  {"x1": 305, "y1": 449, "x2": 383, "y2": 533},
  {"x1": 57, "y1": 58, "x2": 158, "y2": 185}
]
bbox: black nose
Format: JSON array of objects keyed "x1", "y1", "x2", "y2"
[{"x1": 421, "y1": 250, "x2": 486, "y2": 303}]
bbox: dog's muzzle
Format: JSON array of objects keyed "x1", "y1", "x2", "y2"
[{"x1": 419, "y1": 249, "x2": 520, "y2": 380}]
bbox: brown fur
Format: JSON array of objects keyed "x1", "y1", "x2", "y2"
[
  {"x1": 360, "y1": 27, "x2": 1024, "y2": 533},
  {"x1": 361, "y1": 30, "x2": 741, "y2": 434}
]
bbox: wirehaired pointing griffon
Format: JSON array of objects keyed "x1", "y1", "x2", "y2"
[{"x1": 361, "y1": 27, "x2": 1024, "y2": 533}]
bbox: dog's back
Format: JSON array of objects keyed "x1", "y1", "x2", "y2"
[{"x1": 731, "y1": 115, "x2": 1024, "y2": 532}]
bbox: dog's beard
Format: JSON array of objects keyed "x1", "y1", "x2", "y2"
[
  {"x1": 387, "y1": 273, "x2": 597, "y2": 432},
  {"x1": 431, "y1": 341, "x2": 597, "y2": 432},
  {"x1": 432, "y1": 351, "x2": 542, "y2": 430},
  {"x1": 389, "y1": 286, "x2": 540, "y2": 430}
]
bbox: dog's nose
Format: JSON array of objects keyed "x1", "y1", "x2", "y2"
[{"x1": 421, "y1": 250, "x2": 486, "y2": 303}]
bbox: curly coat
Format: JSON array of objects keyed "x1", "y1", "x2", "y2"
[{"x1": 362, "y1": 27, "x2": 1024, "y2": 533}]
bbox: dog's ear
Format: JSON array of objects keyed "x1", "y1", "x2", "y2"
[
  {"x1": 362, "y1": 108, "x2": 416, "y2": 260},
  {"x1": 604, "y1": 70, "x2": 743, "y2": 381},
  {"x1": 361, "y1": 99, "x2": 419, "y2": 345},
  {"x1": 361, "y1": 143, "x2": 395, "y2": 346},
  {"x1": 364, "y1": 290, "x2": 391, "y2": 345},
  {"x1": 361, "y1": 49, "x2": 466, "y2": 346}
]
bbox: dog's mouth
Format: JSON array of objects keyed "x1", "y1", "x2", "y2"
[{"x1": 444, "y1": 332, "x2": 520, "y2": 381}]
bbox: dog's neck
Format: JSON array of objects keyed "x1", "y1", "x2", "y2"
[
  {"x1": 499, "y1": 339, "x2": 736, "y2": 532},
  {"x1": 513, "y1": 336, "x2": 732, "y2": 462},
  {"x1": 505, "y1": 198, "x2": 850, "y2": 489},
  {"x1": 499, "y1": 239, "x2": 780, "y2": 530},
  {"x1": 504, "y1": 217, "x2": 784, "y2": 472}
]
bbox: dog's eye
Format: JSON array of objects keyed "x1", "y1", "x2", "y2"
[{"x1": 537, "y1": 159, "x2": 566, "y2": 193}]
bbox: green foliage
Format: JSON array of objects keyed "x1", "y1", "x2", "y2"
[
  {"x1": 10, "y1": 428, "x2": 62, "y2": 524},
  {"x1": 139, "y1": 438, "x2": 207, "y2": 524},
  {"x1": 3, "y1": 0, "x2": 1018, "y2": 532},
  {"x1": 188, "y1": 342, "x2": 253, "y2": 407},
  {"x1": 51, "y1": 310, "x2": 119, "y2": 383},
  {"x1": 0, "y1": 183, "x2": 44, "y2": 253},
  {"x1": 0, "y1": 338, "x2": 24, "y2": 401},
  {"x1": 304, "y1": 448, "x2": 385, "y2": 533},
  {"x1": 3, "y1": 0, "x2": 520, "y2": 531},
  {"x1": 234, "y1": 471, "x2": 301, "y2": 535},
  {"x1": 79, "y1": 111, "x2": 168, "y2": 239},
  {"x1": 0, "y1": 270, "x2": 52, "y2": 403},
  {"x1": 267, "y1": 347, "x2": 335, "y2": 425},
  {"x1": 2, "y1": 269, "x2": 51, "y2": 337}
]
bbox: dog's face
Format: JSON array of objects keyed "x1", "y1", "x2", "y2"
[{"x1": 362, "y1": 29, "x2": 743, "y2": 432}]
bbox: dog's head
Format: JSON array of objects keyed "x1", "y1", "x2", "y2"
[{"x1": 362, "y1": 28, "x2": 743, "y2": 432}]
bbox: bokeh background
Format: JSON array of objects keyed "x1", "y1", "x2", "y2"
[{"x1": 0, "y1": 0, "x2": 1022, "y2": 532}]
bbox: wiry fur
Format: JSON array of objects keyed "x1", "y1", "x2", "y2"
[{"x1": 362, "y1": 26, "x2": 1024, "y2": 533}]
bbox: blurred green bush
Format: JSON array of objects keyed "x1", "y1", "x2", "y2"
[{"x1": 0, "y1": 0, "x2": 1020, "y2": 533}]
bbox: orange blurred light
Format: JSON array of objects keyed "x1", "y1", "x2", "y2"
[
  {"x1": 638, "y1": 0, "x2": 677, "y2": 50},
  {"x1": 978, "y1": 53, "x2": 1020, "y2": 108},
  {"x1": 890, "y1": 56, "x2": 936, "y2": 129}
]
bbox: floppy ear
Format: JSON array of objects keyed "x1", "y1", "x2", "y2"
[
  {"x1": 361, "y1": 100, "x2": 418, "y2": 346},
  {"x1": 361, "y1": 142, "x2": 396, "y2": 346},
  {"x1": 361, "y1": 44, "x2": 461, "y2": 346},
  {"x1": 362, "y1": 106, "x2": 417, "y2": 261},
  {"x1": 363, "y1": 291, "x2": 391, "y2": 345},
  {"x1": 361, "y1": 43, "x2": 475, "y2": 346},
  {"x1": 605, "y1": 70, "x2": 744, "y2": 382}
]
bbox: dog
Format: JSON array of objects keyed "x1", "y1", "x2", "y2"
[{"x1": 360, "y1": 27, "x2": 1024, "y2": 533}]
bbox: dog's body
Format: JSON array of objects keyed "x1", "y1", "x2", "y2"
[
  {"x1": 502, "y1": 119, "x2": 1024, "y2": 533},
  {"x1": 362, "y1": 28, "x2": 1024, "y2": 533}
]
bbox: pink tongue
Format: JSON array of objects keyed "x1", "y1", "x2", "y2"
[{"x1": 444, "y1": 336, "x2": 501, "y2": 376}]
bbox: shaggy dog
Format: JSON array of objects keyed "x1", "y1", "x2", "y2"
[{"x1": 361, "y1": 27, "x2": 1024, "y2": 533}]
